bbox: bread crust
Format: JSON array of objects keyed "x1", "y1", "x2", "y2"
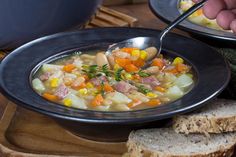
[
  {"x1": 126, "y1": 141, "x2": 235, "y2": 157},
  {"x1": 125, "y1": 99, "x2": 236, "y2": 157},
  {"x1": 173, "y1": 115, "x2": 236, "y2": 134}
]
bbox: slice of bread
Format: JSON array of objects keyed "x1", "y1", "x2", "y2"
[
  {"x1": 173, "y1": 99, "x2": 236, "y2": 134},
  {"x1": 126, "y1": 128, "x2": 236, "y2": 157}
]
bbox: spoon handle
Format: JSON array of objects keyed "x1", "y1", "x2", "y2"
[{"x1": 159, "y1": 0, "x2": 207, "y2": 40}]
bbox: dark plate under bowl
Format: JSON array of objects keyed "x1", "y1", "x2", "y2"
[
  {"x1": 149, "y1": 0, "x2": 236, "y2": 46},
  {"x1": 0, "y1": 27, "x2": 230, "y2": 142}
]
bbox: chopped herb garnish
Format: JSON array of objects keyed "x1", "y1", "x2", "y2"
[
  {"x1": 138, "y1": 70, "x2": 151, "y2": 77},
  {"x1": 137, "y1": 85, "x2": 151, "y2": 94},
  {"x1": 115, "y1": 68, "x2": 123, "y2": 81},
  {"x1": 82, "y1": 64, "x2": 112, "y2": 79},
  {"x1": 89, "y1": 65, "x2": 98, "y2": 72},
  {"x1": 82, "y1": 65, "x2": 98, "y2": 79},
  {"x1": 101, "y1": 64, "x2": 111, "y2": 77},
  {"x1": 100, "y1": 81, "x2": 105, "y2": 96},
  {"x1": 96, "y1": 73, "x2": 103, "y2": 77}
]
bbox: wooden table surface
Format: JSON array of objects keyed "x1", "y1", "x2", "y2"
[{"x1": 110, "y1": 3, "x2": 189, "y2": 36}]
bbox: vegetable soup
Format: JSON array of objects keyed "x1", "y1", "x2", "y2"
[
  {"x1": 32, "y1": 47, "x2": 194, "y2": 111},
  {"x1": 179, "y1": 0, "x2": 230, "y2": 31}
]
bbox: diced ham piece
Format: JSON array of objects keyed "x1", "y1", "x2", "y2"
[
  {"x1": 141, "y1": 76, "x2": 160, "y2": 88},
  {"x1": 90, "y1": 76, "x2": 107, "y2": 86},
  {"x1": 39, "y1": 72, "x2": 52, "y2": 82},
  {"x1": 114, "y1": 81, "x2": 137, "y2": 93},
  {"x1": 54, "y1": 84, "x2": 69, "y2": 99}
]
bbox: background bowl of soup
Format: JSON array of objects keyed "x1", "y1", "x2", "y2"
[
  {"x1": 0, "y1": 28, "x2": 230, "y2": 142},
  {"x1": 149, "y1": 0, "x2": 236, "y2": 47},
  {"x1": 0, "y1": 0, "x2": 102, "y2": 50}
]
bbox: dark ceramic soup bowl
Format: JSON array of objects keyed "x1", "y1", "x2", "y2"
[
  {"x1": 0, "y1": 28, "x2": 230, "y2": 142},
  {"x1": 0, "y1": 0, "x2": 102, "y2": 50}
]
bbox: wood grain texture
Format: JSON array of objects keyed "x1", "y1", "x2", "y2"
[
  {"x1": 109, "y1": 3, "x2": 189, "y2": 36},
  {"x1": 0, "y1": 96, "x2": 126, "y2": 157},
  {"x1": 84, "y1": 6, "x2": 138, "y2": 28}
]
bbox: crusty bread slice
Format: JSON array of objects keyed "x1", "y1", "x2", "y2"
[
  {"x1": 173, "y1": 99, "x2": 236, "y2": 134},
  {"x1": 126, "y1": 128, "x2": 236, "y2": 157}
]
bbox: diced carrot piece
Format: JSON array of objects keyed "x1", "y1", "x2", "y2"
[
  {"x1": 132, "y1": 58, "x2": 145, "y2": 67},
  {"x1": 115, "y1": 58, "x2": 132, "y2": 67},
  {"x1": 124, "y1": 64, "x2": 139, "y2": 72},
  {"x1": 176, "y1": 63, "x2": 189, "y2": 72},
  {"x1": 155, "y1": 86, "x2": 166, "y2": 93},
  {"x1": 146, "y1": 99, "x2": 161, "y2": 106},
  {"x1": 63, "y1": 64, "x2": 76, "y2": 73},
  {"x1": 151, "y1": 58, "x2": 164, "y2": 69},
  {"x1": 91, "y1": 94, "x2": 104, "y2": 107},
  {"x1": 71, "y1": 82, "x2": 86, "y2": 90},
  {"x1": 104, "y1": 83, "x2": 114, "y2": 92},
  {"x1": 164, "y1": 68, "x2": 179, "y2": 74},
  {"x1": 128, "y1": 99, "x2": 142, "y2": 108},
  {"x1": 97, "y1": 83, "x2": 114, "y2": 92},
  {"x1": 42, "y1": 93, "x2": 58, "y2": 102},
  {"x1": 82, "y1": 75, "x2": 89, "y2": 81},
  {"x1": 133, "y1": 74, "x2": 141, "y2": 80},
  {"x1": 120, "y1": 47, "x2": 139, "y2": 54}
]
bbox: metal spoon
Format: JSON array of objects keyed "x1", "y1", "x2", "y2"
[{"x1": 106, "y1": 0, "x2": 207, "y2": 67}]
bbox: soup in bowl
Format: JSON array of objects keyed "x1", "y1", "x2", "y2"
[{"x1": 32, "y1": 47, "x2": 194, "y2": 112}]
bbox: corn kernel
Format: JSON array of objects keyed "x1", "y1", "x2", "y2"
[
  {"x1": 63, "y1": 98, "x2": 72, "y2": 107},
  {"x1": 91, "y1": 90, "x2": 99, "y2": 96},
  {"x1": 140, "y1": 50, "x2": 148, "y2": 60},
  {"x1": 131, "y1": 50, "x2": 140, "y2": 57},
  {"x1": 114, "y1": 64, "x2": 121, "y2": 71},
  {"x1": 146, "y1": 92, "x2": 158, "y2": 98},
  {"x1": 50, "y1": 78, "x2": 59, "y2": 88},
  {"x1": 124, "y1": 73, "x2": 133, "y2": 80},
  {"x1": 173, "y1": 57, "x2": 184, "y2": 65},
  {"x1": 86, "y1": 82, "x2": 94, "y2": 88},
  {"x1": 79, "y1": 88, "x2": 88, "y2": 95}
]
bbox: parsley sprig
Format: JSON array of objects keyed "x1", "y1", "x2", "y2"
[
  {"x1": 82, "y1": 65, "x2": 99, "y2": 79},
  {"x1": 114, "y1": 68, "x2": 123, "y2": 81},
  {"x1": 100, "y1": 81, "x2": 105, "y2": 96},
  {"x1": 137, "y1": 70, "x2": 151, "y2": 77},
  {"x1": 82, "y1": 64, "x2": 111, "y2": 79},
  {"x1": 137, "y1": 85, "x2": 151, "y2": 94},
  {"x1": 101, "y1": 64, "x2": 111, "y2": 77}
]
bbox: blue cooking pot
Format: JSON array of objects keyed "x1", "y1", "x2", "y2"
[{"x1": 0, "y1": 0, "x2": 102, "y2": 49}]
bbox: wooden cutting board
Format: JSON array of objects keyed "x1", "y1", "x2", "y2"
[
  {"x1": 83, "y1": 6, "x2": 138, "y2": 28},
  {"x1": 0, "y1": 94, "x2": 127, "y2": 157}
]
